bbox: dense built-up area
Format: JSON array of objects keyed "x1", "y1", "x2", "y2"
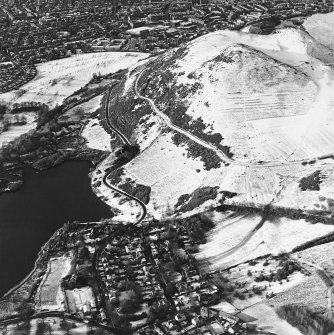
[{"x1": 1, "y1": 0, "x2": 334, "y2": 93}]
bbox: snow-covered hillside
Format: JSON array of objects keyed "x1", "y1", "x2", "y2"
[{"x1": 112, "y1": 26, "x2": 334, "y2": 218}]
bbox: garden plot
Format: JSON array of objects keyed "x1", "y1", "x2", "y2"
[
  {"x1": 0, "y1": 52, "x2": 148, "y2": 109},
  {"x1": 197, "y1": 212, "x2": 334, "y2": 268},
  {"x1": 65, "y1": 286, "x2": 95, "y2": 314},
  {"x1": 35, "y1": 255, "x2": 72, "y2": 312}
]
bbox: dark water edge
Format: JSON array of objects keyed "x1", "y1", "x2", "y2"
[{"x1": 0, "y1": 161, "x2": 111, "y2": 297}]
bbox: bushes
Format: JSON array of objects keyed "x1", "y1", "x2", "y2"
[
  {"x1": 183, "y1": 214, "x2": 215, "y2": 244},
  {"x1": 299, "y1": 170, "x2": 322, "y2": 191},
  {"x1": 119, "y1": 182, "x2": 151, "y2": 204},
  {"x1": 175, "y1": 194, "x2": 191, "y2": 208},
  {"x1": 104, "y1": 76, "x2": 151, "y2": 140},
  {"x1": 109, "y1": 165, "x2": 151, "y2": 204},
  {"x1": 171, "y1": 132, "x2": 221, "y2": 170},
  {"x1": 114, "y1": 143, "x2": 140, "y2": 165},
  {"x1": 138, "y1": 50, "x2": 234, "y2": 161},
  {"x1": 176, "y1": 186, "x2": 219, "y2": 213}
]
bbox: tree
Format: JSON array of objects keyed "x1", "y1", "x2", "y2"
[
  {"x1": 36, "y1": 321, "x2": 48, "y2": 335},
  {"x1": 120, "y1": 290, "x2": 140, "y2": 314},
  {"x1": 60, "y1": 318, "x2": 71, "y2": 335},
  {"x1": 19, "y1": 114, "x2": 27, "y2": 125}
]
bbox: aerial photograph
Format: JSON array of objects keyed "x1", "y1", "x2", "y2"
[{"x1": 0, "y1": 0, "x2": 334, "y2": 334}]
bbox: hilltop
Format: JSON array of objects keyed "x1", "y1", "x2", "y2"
[{"x1": 103, "y1": 27, "x2": 334, "y2": 220}]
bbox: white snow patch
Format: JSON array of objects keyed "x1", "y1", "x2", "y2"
[
  {"x1": 197, "y1": 212, "x2": 334, "y2": 268},
  {"x1": 0, "y1": 112, "x2": 37, "y2": 148},
  {"x1": 82, "y1": 119, "x2": 111, "y2": 151},
  {"x1": 242, "y1": 303, "x2": 303, "y2": 335},
  {"x1": 0, "y1": 52, "x2": 149, "y2": 109}
]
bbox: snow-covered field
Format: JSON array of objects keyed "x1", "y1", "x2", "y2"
[
  {"x1": 125, "y1": 130, "x2": 226, "y2": 219},
  {"x1": 0, "y1": 53, "x2": 148, "y2": 149},
  {"x1": 82, "y1": 118, "x2": 112, "y2": 151},
  {"x1": 241, "y1": 303, "x2": 303, "y2": 335},
  {"x1": 35, "y1": 255, "x2": 72, "y2": 312},
  {"x1": 0, "y1": 52, "x2": 148, "y2": 109},
  {"x1": 0, "y1": 112, "x2": 37, "y2": 147},
  {"x1": 167, "y1": 28, "x2": 333, "y2": 163},
  {"x1": 270, "y1": 271, "x2": 328, "y2": 313},
  {"x1": 304, "y1": 11, "x2": 334, "y2": 50},
  {"x1": 61, "y1": 94, "x2": 103, "y2": 123},
  {"x1": 196, "y1": 210, "x2": 334, "y2": 268}
]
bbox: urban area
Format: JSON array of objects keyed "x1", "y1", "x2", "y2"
[{"x1": 0, "y1": 0, "x2": 334, "y2": 93}]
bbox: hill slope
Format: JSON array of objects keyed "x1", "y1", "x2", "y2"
[{"x1": 105, "y1": 28, "x2": 334, "y2": 219}]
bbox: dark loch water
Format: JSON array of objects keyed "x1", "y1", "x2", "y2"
[{"x1": 0, "y1": 161, "x2": 111, "y2": 297}]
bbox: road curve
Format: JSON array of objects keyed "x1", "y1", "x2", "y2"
[
  {"x1": 134, "y1": 70, "x2": 234, "y2": 165},
  {"x1": 102, "y1": 86, "x2": 147, "y2": 225}
]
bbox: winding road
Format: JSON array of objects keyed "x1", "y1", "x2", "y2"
[{"x1": 102, "y1": 86, "x2": 147, "y2": 225}]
